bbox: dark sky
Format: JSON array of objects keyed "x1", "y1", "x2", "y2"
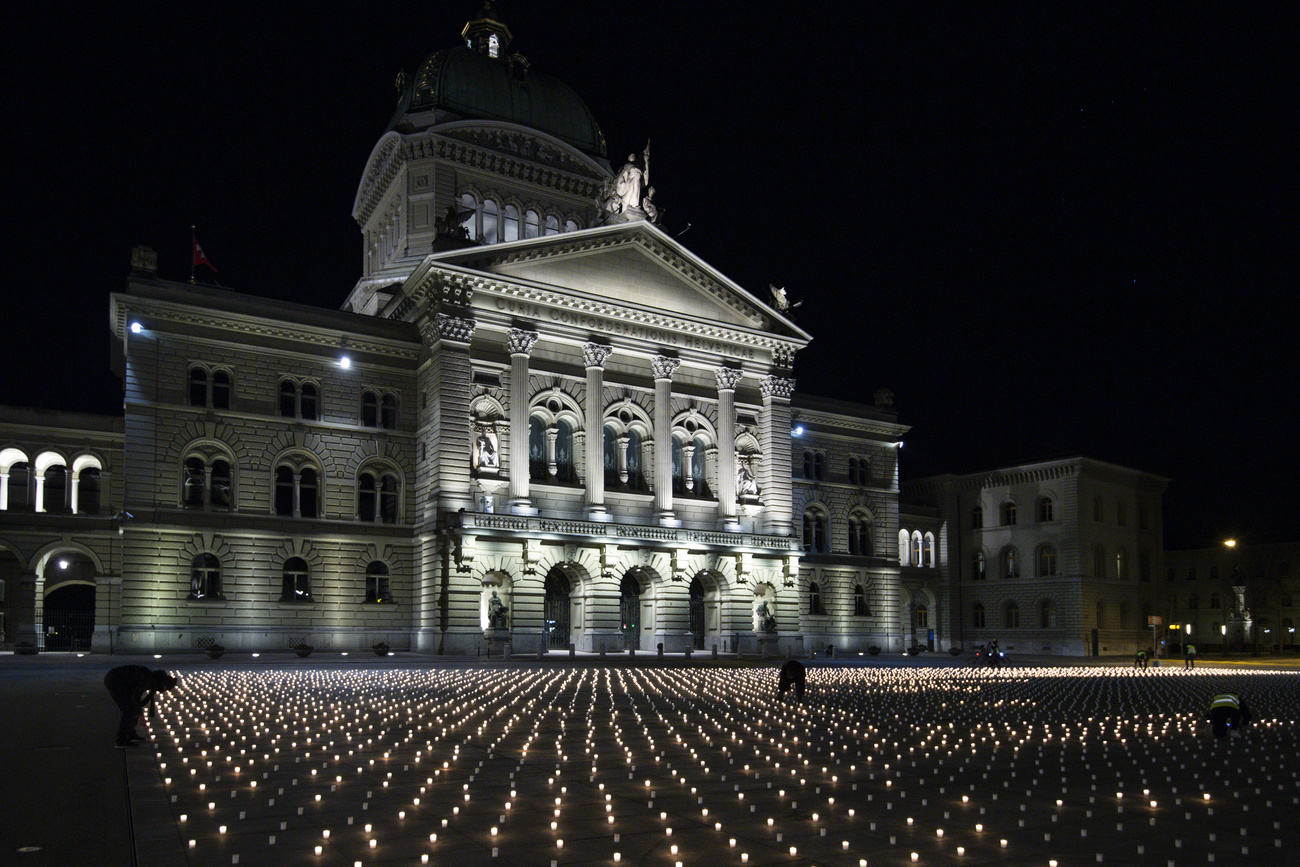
[{"x1": 2, "y1": 2, "x2": 1293, "y2": 548}]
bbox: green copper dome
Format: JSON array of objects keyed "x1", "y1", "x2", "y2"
[{"x1": 390, "y1": 40, "x2": 606, "y2": 158}]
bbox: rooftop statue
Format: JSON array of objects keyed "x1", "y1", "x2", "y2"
[
  {"x1": 769, "y1": 284, "x2": 802, "y2": 313},
  {"x1": 598, "y1": 142, "x2": 657, "y2": 223}
]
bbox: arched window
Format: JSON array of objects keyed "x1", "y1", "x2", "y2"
[
  {"x1": 848, "y1": 513, "x2": 873, "y2": 556},
  {"x1": 380, "y1": 394, "x2": 397, "y2": 430},
  {"x1": 972, "y1": 550, "x2": 987, "y2": 580},
  {"x1": 1001, "y1": 545, "x2": 1019, "y2": 579},
  {"x1": 1115, "y1": 548, "x2": 1127, "y2": 581},
  {"x1": 552, "y1": 419, "x2": 575, "y2": 483},
  {"x1": 524, "y1": 209, "x2": 540, "y2": 239},
  {"x1": 813, "y1": 452, "x2": 826, "y2": 480},
  {"x1": 279, "y1": 380, "x2": 298, "y2": 417},
  {"x1": 802, "y1": 508, "x2": 827, "y2": 553},
  {"x1": 379, "y1": 472, "x2": 398, "y2": 523},
  {"x1": 365, "y1": 561, "x2": 392, "y2": 603},
  {"x1": 1037, "y1": 497, "x2": 1054, "y2": 522},
  {"x1": 1004, "y1": 601, "x2": 1020, "y2": 628},
  {"x1": 1209, "y1": 591, "x2": 1221, "y2": 609},
  {"x1": 1188, "y1": 594, "x2": 1199, "y2": 610},
  {"x1": 211, "y1": 370, "x2": 231, "y2": 409},
  {"x1": 544, "y1": 214, "x2": 560, "y2": 236},
  {"x1": 691, "y1": 435, "x2": 710, "y2": 496},
  {"x1": 847, "y1": 456, "x2": 859, "y2": 484},
  {"x1": 897, "y1": 529, "x2": 910, "y2": 565},
  {"x1": 281, "y1": 557, "x2": 311, "y2": 601},
  {"x1": 210, "y1": 460, "x2": 231, "y2": 510},
  {"x1": 189, "y1": 553, "x2": 223, "y2": 600},
  {"x1": 1139, "y1": 551, "x2": 1151, "y2": 582},
  {"x1": 1036, "y1": 544, "x2": 1059, "y2": 577},
  {"x1": 189, "y1": 367, "x2": 208, "y2": 407},
  {"x1": 625, "y1": 429, "x2": 645, "y2": 490},
  {"x1": 603, "y1": 424, "x2": 620, "y2": 488},
  {"x1": 802, "y1": 450, "x2": 814, "y2": 479},
  {"x1": 808, "y1": 582, "x2": 824, "y2": 615},
  {"x1": 503, "y1": 204, "x2": 520, "y2": 241},
  {"x1": 911, "y1": 531, "x2": 923, "y2": 567},
  {"x1": 183, "y1": 455, "x2": 232, "y2": 510},
  {"x1": 482, "y1": 199, "x2": 499, "y2": 244},
  {"x1": 529, "y1": 417, "x2": 547, "y2": 481},
  {"x1": 42, "y1": 464, "x2": 67, "y2": 513},
  {"x1": 77, "y1": 466, "x2": 101, "y2": 514},
  {"x1": 564, "y1": 218, "x2": 578, "y2": 233},
  {"x1": 1041, "y1": 599, "x2": 1056, "y2": 628},
  {"x1": 1093, "y1": 496, "x2": 1104, "y2": 521},
  {"x1": 972, "y1": 602, "x2": 986, "y2": 628},
  {"x1": 853, "y1": 584, "x2": 869, "y2": 615},
  {"x1": 1095, "y1": 599, "x2": 1107, "y2": 628},
  {"x1": 275, "y1": 464, "x2": 318, "y2": 518},
  {"x1": 924, "y1": 532, "x2": 936, "y2": 567},
  {"x1": 358, "y1": 472, "x2": 377, "y2": 521},
  {"x1": 1093, "y1": 544, "x2": 1106, "y2": 579},
  {"x1": 301, "y1": 383, "x2": 319, "y2": 420},
  {"x1": 972, "y1": 505, "x2": 983, "y2": 529},
  {"x1": 915, "y1": 604, "x2": 929, "y2": 627},
  {"x1": 1001, "y1": 501, "x2": 1017, "y2": 526},
  {"x1": 362, "y1": 391, "x2": 379, "y2": 427}
]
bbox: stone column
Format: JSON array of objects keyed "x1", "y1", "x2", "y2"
[
  {"x1": 758, "y1": 375, "x2": 795, "y2": 536},
  {"x1": 714, "y1": 367, "x2": 743, "y2": 530},
  {"x1": 583, "y1": 344, "x2": 612, "y2": 519},
  {"x1": 651, "y1": 356, "x2": 680, "y2": 525},
  {"x1": 507, "y1": 329, "x2": 539, "y2": 513}
]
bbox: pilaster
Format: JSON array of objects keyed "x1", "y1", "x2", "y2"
[
  {"x1": 715, "y1": 367, "x2": 743, "y2": 530},
  {"x1": 507, "y1": 329, "x2": 539, "y2": 514},
  {"x1": 583, "y1": 343, "x2": 613, "y2": 520},
  {"x1": 758, "y1": 374, "x2": 795, "y2": 536},
  {"x1": 651, "y1": 355, "x2": 680, "y2": 525}
]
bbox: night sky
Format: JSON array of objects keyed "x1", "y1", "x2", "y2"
[{"x1": 2, "y1": 2, "x2": 1293, "y2": 548}]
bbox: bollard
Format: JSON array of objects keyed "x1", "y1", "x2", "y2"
[
  {"x1": 599, "y1": 644, "x2": 606, "y2": 658},
  {"x1": 658, "y1": 643, "x2": 664, "y2": 658},
  {"x1": 786, "y1": 644, "x2": 793, "y2": 659},
  {"x1": 712, "y1": 644, "x2": 719, "y2": 659},
  {"x1": 685, "y1": 645, "x2": 693, "y2": 660},
  {"x1": 537, "y1": 637, "x2": 545, "y2": 660},
  {"x1": 828, "y1": 644, "x2": 836, "y2": 659},
  {"x1": 629, "y1": 647, "x2": 635, "y2": 659},
  {"x1": 568, "y1": 643, "x2": 575, "y2": 658}
]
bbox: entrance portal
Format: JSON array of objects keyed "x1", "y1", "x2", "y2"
[
  {"x1": 43, "y1": 583, "x2": 95, "y2": 651},
  {"x1": 689, "y1": 577, "x2": 706, "y2": 649},
  {"x1": 620, "y1": 574, "x2": 640, "y2": 650},
  {"x1": 543, "y1": 568, "x2": 571, "y2": 650}
]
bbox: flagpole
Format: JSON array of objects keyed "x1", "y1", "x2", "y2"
[{"x1": 190, "y1": 224, "x2": 196, "y2": 284}]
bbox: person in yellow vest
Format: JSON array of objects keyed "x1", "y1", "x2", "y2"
[
  {"x1": 1183, "y1": 643, "x2": 1197, "y2": 668},
  {"x1": 1207, "y1": 692, "x2": 1252, "y2": 739}
]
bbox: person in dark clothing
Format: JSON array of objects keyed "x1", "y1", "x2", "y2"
[
  {"x1": 103, "y1": 666, "x2": 177, "y2": 747},
  {"x1": 1207, "y1": 693, "x2": 1252, "y2": 739},
  {"x1": 777, "y1": 660, "x2": 806, "y2": 698}
]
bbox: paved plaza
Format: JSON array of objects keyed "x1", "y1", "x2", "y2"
[{"x1": 4, "y1": 656, "x2": 1299, "y2": 866}]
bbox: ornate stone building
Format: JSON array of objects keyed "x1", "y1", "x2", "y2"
[
  {"x1": 0, "y1": 10, "x2": 905, "y2": 656},
  {"x1": 0, "y1": 11, "x2": 1167, "y2": 658}
]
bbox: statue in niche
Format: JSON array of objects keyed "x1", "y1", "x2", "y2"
[
  {"x1": 473, "y1": 426, "x2": 499, "y2": 470},
  {"x1": 488, "y1": 591, "x2": 509, "y2": 629},
  {"x1": 737, "y1": 458, "x2": 759, "y2": 496},
  {"x1": 756, "y1": 601, "x2": 778, "y2": 634}
]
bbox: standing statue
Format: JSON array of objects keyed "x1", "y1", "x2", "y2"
[
  {"x1": 756, "y1": 601, "x2": 778, "y2": 634},
  {"x1": 737, "y1": 458, "x2": 759, "y2": 496},
  {"x1": 599, "y1": 141, "x2": 654, "y2": 221},
  {"x1": 488, "y1": 591, "x2": 509, "y2": 629}
]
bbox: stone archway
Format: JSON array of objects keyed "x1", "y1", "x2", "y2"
[
  {"x1": 690, "y1": 570, "x2": 724, "y2": 651},
  {"x1": 543, "y1": 566, "x2": 572, "y2": 650},
  {"x1": 620, "y1": 566, "x2": 658, "y2": 652},
  {"x1": 41, "y1": 552, "x2": 97, "y2": 651}
]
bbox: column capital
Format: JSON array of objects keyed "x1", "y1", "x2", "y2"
[
  {"x1": 760, "y1": 375, "x2": 795, "y2": 400},
  {"x1": 715, "y1": 366, "x2": 744, "y2": 392},
  {"x1": 583, "y1": 343, "x2": 613, "y2": 368},
  {"x1": 651, "y1": 355, "x2": 681, "y2": 381},
  {"x1": 507, "y1": 328, "x2": 540, "y2": 356},
  {"x1": 423, "y1": 313, "x2": 477, "y2": 345}
]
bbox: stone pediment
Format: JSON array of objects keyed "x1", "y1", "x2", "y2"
[{"x1": 430, "y1": 222, "x2": 810, "y2": 340}]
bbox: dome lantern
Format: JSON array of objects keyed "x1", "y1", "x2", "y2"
[{"x1": 461, "y1": 2, "x2": 512, "y2": 59}]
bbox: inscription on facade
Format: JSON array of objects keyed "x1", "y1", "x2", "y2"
[{"x1": 494, "y1": 298, "x2": 756, "y2": 359}]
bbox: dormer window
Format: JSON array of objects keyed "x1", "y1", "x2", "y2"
[{"x1": 488, "y1": 33, "x2": 500, "y2": 57}]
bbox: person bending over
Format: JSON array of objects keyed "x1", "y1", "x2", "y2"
[{"x1": 103, "y1": 665, "x2": 177, "y2": 747}]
